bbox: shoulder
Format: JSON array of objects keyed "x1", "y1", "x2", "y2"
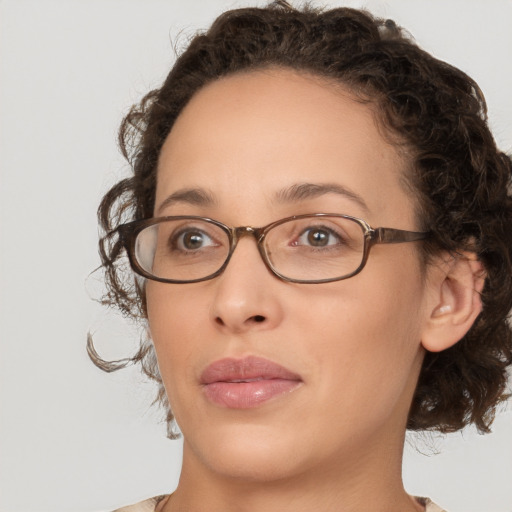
[
  {"x1": 114, "y1": 495, "x2": 446, "y2": 512},
  {"x1": 112, "y1": 495, "x2": 170, "y2": 512},
  {"x1": 417, "y1": 497, "x2": 449, "y2": 512}
]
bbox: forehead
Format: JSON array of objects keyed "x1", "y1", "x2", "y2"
[{"x1": 156, "y1": 68, "x2": 416, "y2": 227}]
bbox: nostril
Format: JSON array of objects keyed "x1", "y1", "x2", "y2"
[{"x1": 214, "y1": 315, "x2": 265, "y2": 326}]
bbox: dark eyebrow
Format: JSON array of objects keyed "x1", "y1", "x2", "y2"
[
  {"x1": 273, "y1": 182, "x2": 370, "y2": 214},
  {"x1": 156, "y1": 188, "x2": 217, "y2": 215}
]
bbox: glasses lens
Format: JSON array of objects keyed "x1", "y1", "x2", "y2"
[
  {"x1": 264, "y1": 216, "x2": 365, "y2": 281},
  {"x1": 134, "y1": 218, "x2": 230, "y2": 281}
]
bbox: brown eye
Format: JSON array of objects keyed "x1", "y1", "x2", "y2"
[
  {"x1": 307, "y1": 229, "x2": 330, "y2": 246},
  {"x1": 296, "y1": 226, "x2": 342, "y2": 248},
  {"x1": 173, "y1": 229, "x2": 215, "y2": 251},
  {"x1": 182, "y1": 231, "x2": 206, "y2": 249}
]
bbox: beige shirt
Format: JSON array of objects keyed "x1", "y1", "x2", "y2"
[{"x1": 114, "y1": 496, "x2": 447, "y2": 511}]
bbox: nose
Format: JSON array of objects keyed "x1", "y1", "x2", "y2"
[{"x1": 210, "y1": 236, "x2": 284, "y2": 334}]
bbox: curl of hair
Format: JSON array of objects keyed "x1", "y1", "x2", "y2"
[{"x1": 93, "y1": 1, "x2": 512, "y2": 436}]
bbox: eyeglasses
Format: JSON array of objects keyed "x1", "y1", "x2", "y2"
[{"x1": 117, "y1": 214, "x2": 429, "y2": 284}]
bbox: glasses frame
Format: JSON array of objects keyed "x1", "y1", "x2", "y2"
[{"x1": 117, "y1": 213, "x2": 430, "y2": 284}]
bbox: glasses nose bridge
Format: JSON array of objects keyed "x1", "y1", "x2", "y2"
[
  {"x1": 230, "y1": 225, "x2": 267, "y2": 260},
  {"x1": 225, "y1": 225, "x2": 270, "y2": 275},
  {"x1": 231, "y1": 225, "x2": 265, "y2": 245}
]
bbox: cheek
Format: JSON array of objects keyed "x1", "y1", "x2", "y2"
[
  {"x1": 302, "y1": 251, "x2": 426, "y2": 409},
  {"x1": 146, "y1": 281, "x2": 209, "y2": 342},
  {"x1": 145, "y1": 284, "x2": 203, "y2": 400}
]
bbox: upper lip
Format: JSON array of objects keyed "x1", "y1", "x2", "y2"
[{"x1": 200, "y1": 356, "x2": 302, "y2": 384}]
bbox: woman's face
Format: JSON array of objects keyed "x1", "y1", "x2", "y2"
[{"x1": 147, "y1": 68, "x2": 431, "y2": 481}]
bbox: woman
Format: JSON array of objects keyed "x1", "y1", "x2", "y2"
[{"x1": 91, "y1": 2, "x2": 512, "y2": 511}]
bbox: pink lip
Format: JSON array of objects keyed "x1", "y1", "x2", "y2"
[{"x1": 200, "y1": 356, "x2": 302, "y2": 409}]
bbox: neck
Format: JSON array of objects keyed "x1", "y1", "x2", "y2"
[{"x1": 164, "y1": 429, "x2": 423, "y2": 512}]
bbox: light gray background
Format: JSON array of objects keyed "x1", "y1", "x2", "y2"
[{"x1": 1, "y1": 1, "x2": 511, "y2": 511}]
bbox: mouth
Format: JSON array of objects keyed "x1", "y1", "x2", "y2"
[{"x1": 200, "y1": 356, "x2": 303, "y2": 409}]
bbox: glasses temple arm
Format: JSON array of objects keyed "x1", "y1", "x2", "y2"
[{"x1": 373, "y1": 227, "x2": 430, "y2": 244}]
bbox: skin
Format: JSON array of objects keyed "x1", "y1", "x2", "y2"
[{"x1": 146, "y1": 68, "x2": 480, "y2": 512}]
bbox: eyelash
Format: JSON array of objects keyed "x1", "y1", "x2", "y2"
[{"x1": 292, "y1": 225, "x2": 348, "y2": 248}]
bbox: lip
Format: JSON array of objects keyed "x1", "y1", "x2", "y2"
[{"x1": 200, "y1": 356, "x2": 303, "y2": 409}]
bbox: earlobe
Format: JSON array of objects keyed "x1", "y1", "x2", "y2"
[{"x1": 421, "y1": 253, "x2": 486, "y2": 353}]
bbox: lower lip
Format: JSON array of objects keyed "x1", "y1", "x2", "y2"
[{"x1": 203, "y1": 379, "x2": 301, "y2": 408}]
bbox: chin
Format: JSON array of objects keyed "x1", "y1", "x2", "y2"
[{"x1": 184, "y1": 421, "x2": 311, "y2": 482}]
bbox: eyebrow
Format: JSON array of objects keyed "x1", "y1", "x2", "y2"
[
  {"x1": 273, "y1": 182, "x2": 370, "y2": 214},
  {"x1": 156, "y1": 181, "x2": 370, "y2": 215},
  {"x1": 156, "y1": 188, "x2": 217, "y2": 214}
]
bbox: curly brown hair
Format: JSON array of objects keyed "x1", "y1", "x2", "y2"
[{"x1": 91, "y1": 0, "x2": 512, "y2": 437}]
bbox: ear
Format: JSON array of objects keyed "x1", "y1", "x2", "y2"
[{"x1": 421, "y1": 252, "x2": 486, "y2": 352}]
